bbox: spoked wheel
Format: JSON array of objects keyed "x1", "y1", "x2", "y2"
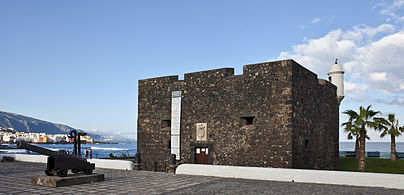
[
  {"x1": 83, "y1": 167, "x2": 93, "y2": 175},
  {"x1": 45, "y1": 169, "x2": 55, "y2": 176},
  {"x1": 57, "y1": 169, "x2": 68, "y2": 177},
  {"x1": 71, "y1": 169, "x2": 79, "y2": 174}
]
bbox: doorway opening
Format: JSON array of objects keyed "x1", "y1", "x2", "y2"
[{"x1": 195, "y1": 147, "x2": 209, "y2": 164}]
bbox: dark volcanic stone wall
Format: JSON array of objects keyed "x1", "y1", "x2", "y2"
[
  {"x1": 290, "y1": 62, "x2": 339, "y2": 170},
  {"x1": 316, "y1": 79, "x2": 339, "y2": 169},
  {"x1": 137, "y1": 59, "x2": 339, "y2": 171},
  {"x1": 180, "y1": 61, "x2": 294, "y2": 168},
  {"x1": 137, "y1": 76, "x2": 179, "y2": 171}
]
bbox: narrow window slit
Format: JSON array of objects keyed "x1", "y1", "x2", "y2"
[{"x1": 240, "y1": 116, "x2": 254, "y2": 126}]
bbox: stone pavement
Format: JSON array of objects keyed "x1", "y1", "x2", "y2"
[{"x1": 1, "y1": 161, "x2": 404, "y2": 194}]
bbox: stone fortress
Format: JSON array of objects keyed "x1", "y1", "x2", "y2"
[{"x1": 137, "y1": 59, "x2": 344, "y2": 172}]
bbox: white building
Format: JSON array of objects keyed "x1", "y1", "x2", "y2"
[{"x1": 2, "y1": 133, "x2": 16, "y2": 143}]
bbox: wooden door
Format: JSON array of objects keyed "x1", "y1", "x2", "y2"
[{"x1": 195, "y1": 147, "x2": 209, "y2": 164}]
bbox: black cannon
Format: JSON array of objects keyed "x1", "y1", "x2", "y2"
[{"x1": 17, "y1": 141, "x2": 95, "y2": 177}]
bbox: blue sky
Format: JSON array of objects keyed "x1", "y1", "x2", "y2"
[{"x1": 1, "y1": 0, "x2": 404, "y2": 141}]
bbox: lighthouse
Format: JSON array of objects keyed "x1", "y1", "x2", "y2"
[{"x1": 328, "y1": 58, "x2": 345, "y2": 104}]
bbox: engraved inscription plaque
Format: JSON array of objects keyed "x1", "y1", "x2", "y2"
[{"x1": 196, "y1": 123, "x2": 207, "y2": 141}]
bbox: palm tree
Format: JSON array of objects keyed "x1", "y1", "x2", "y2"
[
  {"x1": 375, "y1": 114, "x2": 404, "y2": 161},
  {"x1": 342, "y1": 110, "x2": 360, "y2": 159},
  {"x1": 343, "y1": 105, "x2": 380, "y2": 171}
]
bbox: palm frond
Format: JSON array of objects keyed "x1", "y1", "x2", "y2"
[
  {"x1": 374, "y1": 117, "x2": 389, "y2": 131},
  {"x1": 343, "y1": 110, "x2": 359, "y2": 119},
  {"x1": 380, "y1": 131, "x2": 387, "y2": 138},
  {"x1": 347, "y1": 133, "x2": 353, "y2": 140},
  {"x1": 365, "y1": 121, "x2": 379, "y2": 129}
]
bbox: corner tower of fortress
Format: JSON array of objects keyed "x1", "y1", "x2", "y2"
[{"x1": 327, "y1": 59, "x2": 345, "y2": 104}]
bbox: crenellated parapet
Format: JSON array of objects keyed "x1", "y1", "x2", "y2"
[{"x1": 184, "y1": 68, "x2": 234, "y2": 81}]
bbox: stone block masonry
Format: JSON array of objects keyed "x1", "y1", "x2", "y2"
[{"x1": 137, "y1": 59, "x2": 339, "y2": 172}]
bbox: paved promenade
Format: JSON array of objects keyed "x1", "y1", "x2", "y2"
[{"x1": 1, "y1": 161, "x2": 404, "y2": 194}]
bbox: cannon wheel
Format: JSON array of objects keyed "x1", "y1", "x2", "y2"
[
  {"x1": 84, "y1": 167, "x2": 93, "y2": 175},
  {"x1": 45, "y1": 169, "x2": 54, "y2": 176},
  {"x1": 71, "y1": 169, "x2": 79, "y2": 174},
  {"x1": 57, "y1": 169, "x2": 68, "y2": 177}
]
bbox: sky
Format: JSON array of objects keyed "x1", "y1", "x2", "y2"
[{"x1": 1, "y1": 0, "x2": 404, "y2": 141}]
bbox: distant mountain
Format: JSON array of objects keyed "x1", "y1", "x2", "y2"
[{"x1": 0, "y1": 110, "x2": 103, "y2": 140}]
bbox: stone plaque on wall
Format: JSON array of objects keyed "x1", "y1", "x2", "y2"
[
  {"x1": 171, "y1": 91, "x2": 182, "y2": 160},
  {"x1": 196, "y1": 123, "x2": 207, "y2": 141}
]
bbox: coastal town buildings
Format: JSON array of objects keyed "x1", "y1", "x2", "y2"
[
  {"x1": 0, "y1": 128, "x2": 93, "y2": 144},
  {"x1": 137, "y1": 59, "x2": 344, "y2": 172},
  {"x1": 1, "y1": 132, "x2": 15, "y2": 143}
]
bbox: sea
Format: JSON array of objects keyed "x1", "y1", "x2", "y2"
[
  {"x1": 0, "y1": 141, "x2": 137, "y2": 159},
  {"x1": 1, "y1": 141, "x2": 403, "y2": 159},
  {"x1": 339, "y1": 142, "x2": 404, "y2": 159}
]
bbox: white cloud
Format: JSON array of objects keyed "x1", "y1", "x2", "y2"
[
  {"x1": 393, "y1": 0, "x2": 404, "y2": 8},
  {"x1": 311, "y1": 17, "x2": 321, "y2": 24},
  {"x1": 375, "y1": 0, "x2": 404, "y2": 22},
  {"x1": 277, "y1": 24, "x2": 404, "y2": 104},
  {"x1": 376, "y1": 95, "x2": 404, "y2": 105},
  {"x1": 278, "y1": 29, "x2": 357, "y2": 75},
  {"x1": 299, "y1": 17, "x2": 333, "y2": 30},
  {"x1": 369, "y1": 72, "x2": 388, "y2": 81},
  {"x1": 342, "y1": 24, "x2": 395, "y2": 43},
  {"x1": 359, "y1": 31, "x2": 404, "y2": 93},
  {"x1": 344, "y1": 81, "x2": 369, "y2": 101}
]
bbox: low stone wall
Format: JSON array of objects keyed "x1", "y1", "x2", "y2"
[
  {"x1": 0, "y1": 154, "x2": 134, "y2": 170},
  {"x1": 88, "y1": 158, "x2": 134, "y2": 170},
  {"x1": 176, "y1": 164, "x2": 404, "y2": 190}
]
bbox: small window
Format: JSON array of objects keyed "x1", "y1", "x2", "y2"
[
  {"x1": 240, "y1": 116, "x2": 254, "y2": 126},
  {"x1": 305, "y1": 139, "x2": 309, "y2": 148},
  {"x1": 161, "y1": 120, "x2": 171, "y2": 128},
  {"x1": 328, "y1": 76, "x2": 332, "y2": 82}
]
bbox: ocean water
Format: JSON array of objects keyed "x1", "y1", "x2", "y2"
[
  {"x1": 1, "y1": 141, "x2": 137, "y2": 159},
  {"x1": 340, "y1": 142, "x2": 404, "y2": 159},
  {"x1": 2, "y1": 141, "x2": 403, "y2": 159}
]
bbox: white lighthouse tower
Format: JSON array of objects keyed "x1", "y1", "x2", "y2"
[{"x1": 328, "y1": 58, "x2": 344, "y2": 104}]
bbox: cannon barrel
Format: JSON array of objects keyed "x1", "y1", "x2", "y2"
[{"x1": 17, "y1": 140, "x2": 70, "y2": 158}]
